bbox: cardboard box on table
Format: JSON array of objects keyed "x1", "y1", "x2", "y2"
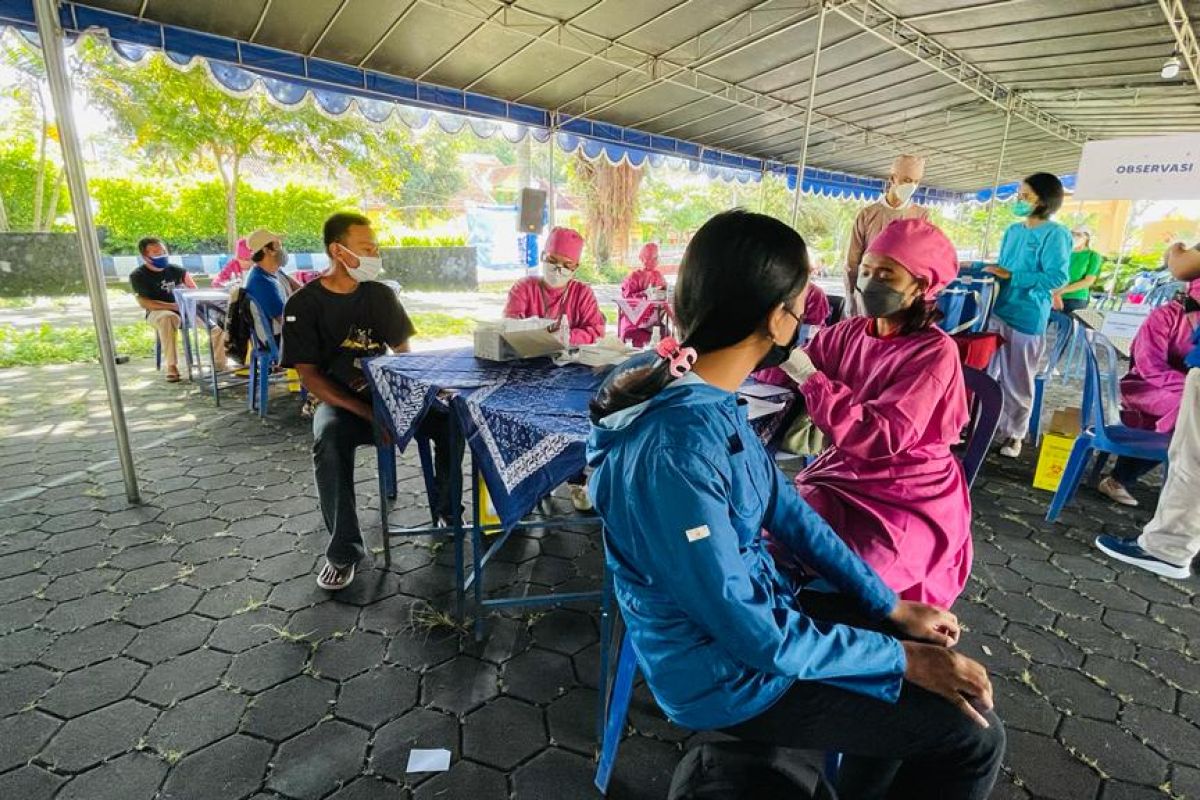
[{"x1": 1033, "y1": 407, "x2": 1082, "y2": 492}]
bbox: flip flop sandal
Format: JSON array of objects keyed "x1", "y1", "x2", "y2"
[
  {"x1": 316, "y1": 560, "x2": 355, "y2": 591},
  {"x1": 165, "y1": 369, "x2": 181, "y2": 383}
]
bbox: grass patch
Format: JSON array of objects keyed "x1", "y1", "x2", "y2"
[
  {"x1": 411, "y1": 312, "x2": 475, "y2": 339},
  {"x1": 0, "y1": 322, "x2": 157, "y2": 367}
]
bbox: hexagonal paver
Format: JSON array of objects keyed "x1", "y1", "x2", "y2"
[
  {"x1": 266, "y1": 719, "x2": 369, "y2": 800},
  {"x1": 158, "y1": 734, "x2": 272, "y2": 800},
  {"x1": 133, "y1": 647, "x2": 232, "y2": 706},
  {"x1": 147, "y1": 686, "x2": 247, "y2": 757},
  {"x1": 193, "y1": 579, "x2": 270, "y2": 618},
  {"x1": 56, "y1": 751, "x2": 168, "y2": 800},
  {"x1": 502, "y1": 647, "x2": 576, "y2": 704},
  {"x1": 207, "y1": 606, "x2": 289, "y2": 653},
  {"x1": 287, "y1": 602, "x2": 361, "y2": 642},
  {"x1": 125, "y1": 614, "x2": 214, "y2": 663},
  {"x1": 242, "y1": 675, "x2": 335, "y2": 741},
  {"x1": 531, "y1": 609, "x2": 597, "y2": 655},
  {"x1": 511, "y1": 748, "x2": 599, "y2": 800},
  {"x1": 119, "y1": 584, "x2": 202, "y2": 628},
  {"x1": 174, "y1": 537, "x2": 240, "y2": 565},
  {"x1": 0, "y1": 663, "x2": 56, "y2": 717},
  {"x1": 251, "y1": 552, "x2": 317, "y2": 583},
  {"x1": 310, "y1": 630, "x2": 386, "y2": 680},
  {"x1": 40, "y1": 621, "x2": 137, "y2": 672},
  {"x1": 1135, "y1": 648, "x2": 1200, "y2": 694},
  {"x1": 1029, "y1": 665, "x2": 1119, "y2": 721},
  {"x1": 546, "y1": 687, "x2": 599, "y2": 756},
  {"x1": 40, "y1": 591, "x2": 127, "y2": 633},
  {"x1": 422, "y1": 656, "x2": 499, "y2": 715},
  {"x1": 225, "y1": 639, "x2": 309, "y2": 693},
  {"x1": 1060, "y1": 716, "x2": 1169, "y2": 787},
  {"x1": 1082, "y1": 655, "x2": 1176, "y2": 710},
  {"x1": 0, "y1": 596, "x2": 52, "y2": 634},
  {"x1": 602, "y1": 735, "x2": 681, "y2": 799},
  {"x1": 413, "y1": 760, "x2": 506, "y2": 800},
  {"x1": 373, "y1": 708, "x2": 460, "y2": 782},
  {"x1": 386, "y1": 626, "x2": 460, "y2": 670},
  {"x1": 463, "y1": 696, "x2": 548, "y2": 769},
  {"x1": 115, "y1": 563, "x2": 184, "y2": 595},
  {"x1": 0, "y1": 711, "x2": 60, "y2": 772},
  {"x1": 186, "y1": 557, "x2": 255, "y2": 590},
  {"x1": 329, "y1": 776, "x2": 407, "y2": 800},
  {"x1": 40, "y1": 698, "x2": 158, "y2": 772},
  {"x1": 0, "y1": 765, "x2": 66, "y2": 800},
  {"x1": 1122, "y1": 705, "x2": 1200, "y2": 768},
  {"x1": 40, "y1": 657, "x2": 145, "y2": 718},
  {"x1": 335, "y1": 665, "x2": 418, "y2": 729}
]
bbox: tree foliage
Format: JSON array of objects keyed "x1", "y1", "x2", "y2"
[{"x1": 568, "y1": 154, "x2": 643, "y2": 268}]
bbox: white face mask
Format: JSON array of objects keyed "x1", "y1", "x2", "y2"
[
  {"x1": 542, "y1": 262, "x2": 572, "y2": 289},
  {"x1": 337, "y1": 244, "x2": 383, "y2": 283},
  {"x1": 892, "y1": 182, "x2": 918, "y2": 205}
]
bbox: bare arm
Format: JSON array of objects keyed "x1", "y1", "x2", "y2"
[
  {"x1": 1054, "y1": 274, "x2": 1097, "y2": 296},
  {"x1": 135, "y1": 295, "x2": 178, "y2": 313},
  {"x1": 294, "y1": 364, "x2": 373, "y2": 422}
]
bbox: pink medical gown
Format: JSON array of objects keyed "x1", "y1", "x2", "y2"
[
  {"x1": 794, "y1": 317, "x2": 973, "y2": 608},
  {"x1": 504, "y1": 277, "x2": 606, "y2": 345},
  {"x1": 1119, "y1": 278, "x2": 1200, "y2": 434},
  {"x1": 617, "y1": 268, "x2": 669, "y2": 347}
]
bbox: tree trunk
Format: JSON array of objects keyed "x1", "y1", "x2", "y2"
[
  {"x1": 214, "y1": 151, "x2": 239, "y2": 253},
  {"x1": 575, "y1": 154, "x2": 643, "y2": 270},
  {"x1": 43, "y1": 172, "x2": 64, "y2": 232},
  {"x1": 32, "y1": 122, "x2": 47, "y2": 232},
  {"x1": 0, "y1": 193, "x2": 9, "y2": 233}
]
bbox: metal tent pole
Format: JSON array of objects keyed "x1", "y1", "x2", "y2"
[
  {"x1": 33, "y1": 0, "x2": 140, "y2": 503},
  {"x1": 980, "y1": 96, "x2": 1015, "y2": 259},
  {"x1": 547, "y1": 120, "x2": 557, "y2": 229},
  {"x1": 789, "y1": 0, "x2": 827, "y2": 228}
]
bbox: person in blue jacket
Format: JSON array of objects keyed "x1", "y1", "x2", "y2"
[
  {"x1": 587, "y1": 209, "x2": 1004, "y2": 799},
  {"x1": 983, "y1": 173, "x2": 1072, "y2": 458}
]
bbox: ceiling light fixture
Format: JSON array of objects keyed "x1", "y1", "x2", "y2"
[{"x1": 1162, "y1": 53, "x2": 1181, "y2": 80}]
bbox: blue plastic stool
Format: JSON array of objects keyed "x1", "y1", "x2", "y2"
[{"x1": 1046, "y1": 331, "x2": 1171, "y2": 522}]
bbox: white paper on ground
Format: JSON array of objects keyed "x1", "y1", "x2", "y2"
[{"x1": 406, "y1": 749, "x2": 452, "y2": 773}]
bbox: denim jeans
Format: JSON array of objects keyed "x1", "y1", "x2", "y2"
[
  {"x1": 313, "y1": 402, "x2": 463, "y2": 568},
  {"x1": 722, "y1": 593, "x2": 1006, "y2": 800}
]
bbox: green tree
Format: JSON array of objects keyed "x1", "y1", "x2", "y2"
[
  {"x1": 0, "y1": 139, "x2": 69, "y2": 233},
  {"x1": 0, "y1": 33, "x2": 67, "y2": 231},
  {"x1": 568, "y1": 154, "x2": 643, "y2": 268},
  {"x1": 80, "y1": 42, "x2": 317, "y2": 251}
]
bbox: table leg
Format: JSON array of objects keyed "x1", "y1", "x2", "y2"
[{"x1": 471, "y1": 458, "x2": 486, "y2": 642}]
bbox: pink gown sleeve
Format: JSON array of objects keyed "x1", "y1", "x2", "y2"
[
  {"x1": 566, "y1": 283, "x2": 605, "y2": 345},
  {"x1": 620, "y1": 272, "x2": 647, "y2": 299},
  {"x1": 212, "y1": 258, "x2": 241, "y2": 289},
  {"x1": 804, "y1": 285, "x2": 831, "y2": 326},
  {"x1": 800, "y1": 339, "x2": 960, "y2": 462},
  {"x1": 1125, "y1": 307, "x2": 1189, "y2": 433},
  {"x1": 504, "y1": 279, "x2": 536, "y2": 319}
]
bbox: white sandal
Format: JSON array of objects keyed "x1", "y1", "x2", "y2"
[{"x1": 316, "y1": 560, "x2": 355, "y2": 591}]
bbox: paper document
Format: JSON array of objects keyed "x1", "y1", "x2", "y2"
[
  {"x1": 744, "y1": 397, "x2": 787, "y2": 421},
  {"x1": 738, "y1": 382, "x2": 791, "y2": 400},
  {"x1": 406, "y1": 748, "x2": 452, "y2": 773}
]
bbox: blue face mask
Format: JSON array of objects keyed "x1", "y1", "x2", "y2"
[
  {"x1": 149, "y1": 255, "x2": 170, "y2": 268},
  {"x1": 1011, "y1": 200, "x2": 1034, "y2": 217}
]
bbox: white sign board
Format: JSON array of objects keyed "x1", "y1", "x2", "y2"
[{"x1": 1074, "y1": 134, "x2": 1200, "y2": 200}]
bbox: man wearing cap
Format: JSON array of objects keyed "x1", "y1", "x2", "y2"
[
  {"x1": 242, "y1": 228, "x2": 301, "y2": 340},
  {"x1": 1052, "y1": 227, "x2": 1103, "y2": 314},
  {"x1": 504, "y1": 226, "x2": 605, "y2": 345},
  {"x1": 845, "y1": 154, "x2": 929, "y2": 317}
]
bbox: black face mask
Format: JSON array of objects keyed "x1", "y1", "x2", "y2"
[
  {"x1": 857, "y1": 275, "x2": 913, "y2": 318},
  {"x1": 755, "y1": 308, "x2": 802, "y2": 371}
]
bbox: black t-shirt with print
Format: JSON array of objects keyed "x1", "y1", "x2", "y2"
[
  {"x1": 129, "y1": 264, "x2": 188, "y2": 304},
  {"x1": 280, "y1": 279, "x2": 415, "y2": 401}
]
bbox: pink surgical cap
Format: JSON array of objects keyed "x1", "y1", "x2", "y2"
[
  {"x1": 545, "y1": 227, "x2": 584, "y2": 264},
  {"x1": 235, "y1": 237, "x2": 253, "y2": 261},
  {"x1": 639, "y1": 242, "x2": 660, "y2": 270},
  {"x1": 865, "y1": 218, "x2": 958, "y2": 299}
]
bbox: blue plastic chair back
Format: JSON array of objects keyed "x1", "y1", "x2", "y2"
[
  {"x1": 1145, "y1": 280, "x2": 1184, "y2": 307},
  {"x1": 246, "y1": 294, "x2": 280, "y2": 416},
  {"x1": 960, "y1": 367, "x2": 1003, "y2": 488}
]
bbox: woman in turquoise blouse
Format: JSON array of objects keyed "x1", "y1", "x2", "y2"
[{"x1": 983, "y1": 173, "x2": 1072, "y2": 458}]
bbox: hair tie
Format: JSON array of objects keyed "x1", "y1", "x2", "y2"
[{"x1": 655, "y1": 336, "x2": 697, "y2": 378}]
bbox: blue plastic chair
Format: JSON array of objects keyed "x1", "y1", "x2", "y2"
[
  {"x1": 1145, "y1": 280, "x2": 1184, "y2": 307},
  {"x1": 1045, "y1": 331, "x2": 1171, "y2": 523},
  {"x1": 960, "y1": 367, "x2": 1003, "y2": 489},
  {"x1": 246, "y1": 295, "x2": 280, "y2": 418},
  {"x1": 1030, "y1": 311, "x2": 1077, "y2": 443}
]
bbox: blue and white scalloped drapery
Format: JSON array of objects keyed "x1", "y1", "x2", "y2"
[{"x1": 1, "y1": 0, "x2": 994, "y2": 201}]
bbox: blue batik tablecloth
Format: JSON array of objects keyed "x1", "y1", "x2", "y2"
[{"x1": 364, "y1": 348, "x2": 795, "y2": 532}]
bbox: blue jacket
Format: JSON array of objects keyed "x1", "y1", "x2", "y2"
[
  {"x1": 993, "y1": 220, "x2": 1072, "y2": 335},
  {"x1": 244, "y1": 265, "x2": 286, "y2": 323},
  {"x1": 586, "y1": 373, "x2": 905, "y2": 731}
]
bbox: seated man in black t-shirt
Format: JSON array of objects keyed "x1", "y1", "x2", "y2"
[
  {"x1": 129, "y1": 236, "x2": 213, "y2": 382},
  {"x1": 281, "y1": 212, "x2": 463, "y2": 591}
]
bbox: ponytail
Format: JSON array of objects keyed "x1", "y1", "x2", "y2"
[
  {"x1": 894, "y1": 295, "x2": 944, "y2": 336},
  {"x1": 589, "y1": 357, "x2": 675, "y2": 423}
]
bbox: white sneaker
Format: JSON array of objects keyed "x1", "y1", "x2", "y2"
[
  {"x1": 999, "y1": 438, "x2": 1022, "y2": 458},
  {"x1": 1097, "y1": 476, "x2": 1139, "y2": 507},
  {"x1": 568, "y1": 484, "x2": 594, "y2": 513}
]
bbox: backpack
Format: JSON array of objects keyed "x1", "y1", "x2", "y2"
[
  {"x1": 223, "y1": 286, "x2": 254, "y2": 366},
  {"x1": 668, "y1": 742, "x2": 838, "y2": 800}
]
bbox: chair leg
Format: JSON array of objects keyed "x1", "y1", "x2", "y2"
[
  {"x1": 1030, "y1": 378, "x2": 1044, "y2": 444},
  {"x1": 376, "y1": 443, "x2": 395, "y2": 569},
  {"x1": 1089, "y1": 451, "x2": 1111, "y2": 487},
  {"x1": 258, "y1": 358, "x2": 270, "y2": 418},
  {"x1": 1046, "y1": 439, "x2": 1094, "y2": 522},
  {"x1": 595, "y1": 633, "x2": 637, "y2": 796},
  {"x1": 247, "y1": 357, "x2": 257, "y2": 412}
]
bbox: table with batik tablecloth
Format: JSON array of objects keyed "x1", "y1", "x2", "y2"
[{"x1": 363, "y1": 347, "x2": 796, "y2": 638}]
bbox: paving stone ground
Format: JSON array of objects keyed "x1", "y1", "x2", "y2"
[{"x1": 0, "y1": 357, "x2": 1197, "y2": 800}]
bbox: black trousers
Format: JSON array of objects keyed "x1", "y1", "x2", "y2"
[{"x1": 722, "y1": 594, "x2": 1005, "y2": 800}]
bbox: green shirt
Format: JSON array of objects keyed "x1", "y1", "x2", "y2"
[{"x1": 1062, "y1": 249, "x2": 1103, "y2": 300}]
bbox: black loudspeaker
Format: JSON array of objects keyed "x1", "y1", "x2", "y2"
[{"x1": 518, "y1": 188, "x2": 547, "y2": 233}]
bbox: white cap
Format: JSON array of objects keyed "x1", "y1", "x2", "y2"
[{"x1": 245, "y1": 229, "x2": 281, "y2": 255}]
